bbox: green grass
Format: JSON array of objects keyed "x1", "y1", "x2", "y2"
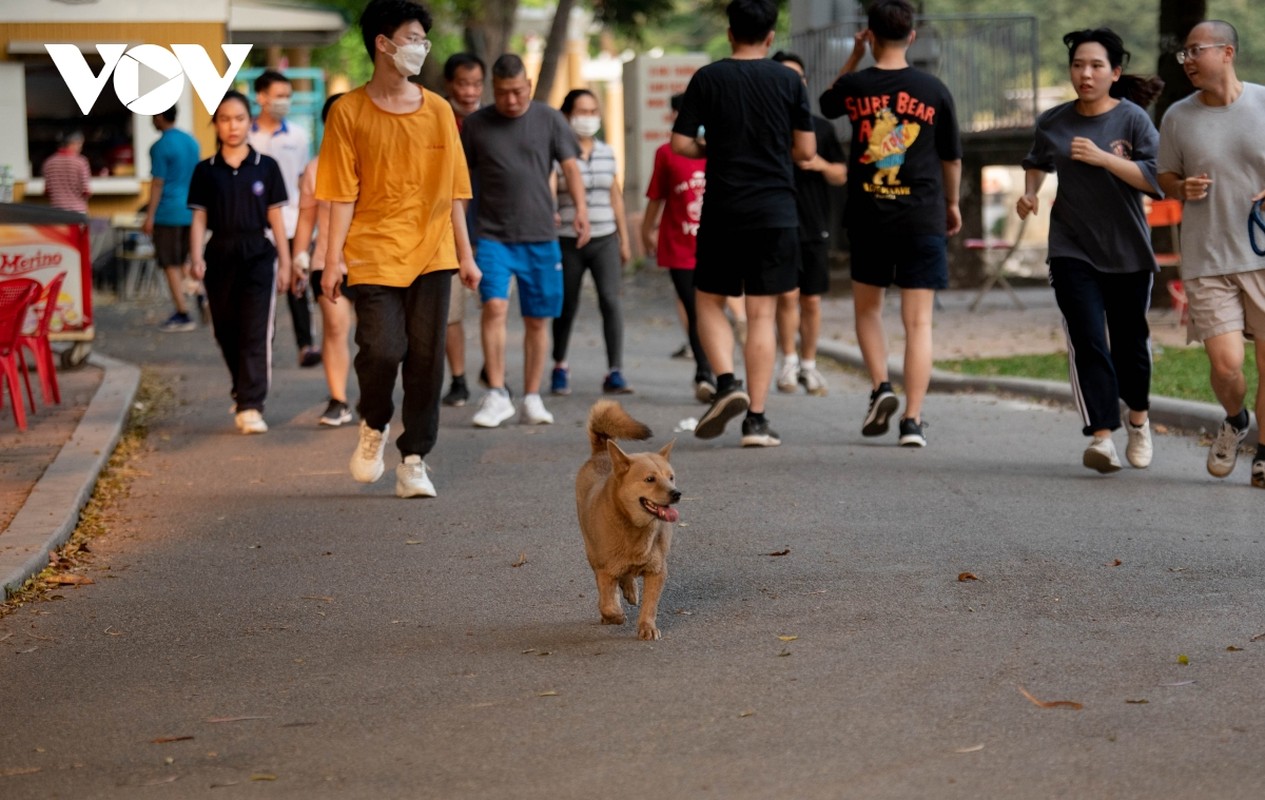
[{"x1": 936, "y1": 346, "x2": 1259, "y2": 407}]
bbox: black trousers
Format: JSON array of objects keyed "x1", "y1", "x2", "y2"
[
  {"x1": 353, "y1": 270, "x2": 451, "y2": 458},
  {"x1": 1049, "y1": 257, "x2": 1153, "y2": 435},
  {"x1": 204, "y1": 249, "x2": 277, "y2": 413},
  {"x1": 552, "y1": 234, "x2": 624, "y2": 369},
  {"x1": 668, "y1": 266, "x2": 713, "y2": 381},
  {"x1": 285, "y1": 237, "x2": 314, "y2": 350}
]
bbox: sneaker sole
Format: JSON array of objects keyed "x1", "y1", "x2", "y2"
[
  {"x1": 1083, "y1": 450, "x2": 1121, "y2": 473},
  {"x1": 396, "y1": 480, "x2": 437, "y2": 498},
  {"x1": 862, "y1": 394, "x2": 900, "y2": 437},
  {"x1": 694, "y1": 385, "x2": 716, "y2": 404},
  {"x1": 160, "y1": 324, "x2": 196, "y2": 333},
  {"x1": 776, "y1": 382, "x2": 799, "y2": 394},
  {"x1": 320, "y1": 412, "x2": 353, "y2": 427},
  {"x1": 1207, "y1": 455, "x2": 1238, "y2": 478},
  {"x1": 442, "y1": 396, "x2": 469, "y2": 407},
  {"x1": 898, "y1": 434, "x2": 927, "y2": 448},
  {"x1": 473, "y1": 411, "x2": 515, "y2": 428},
  {"x1": 741, "y1": 434, "x2": 782, "y2": 447},
  {"x1": 694, "y1": 391, "x2": 750, "y2": 439},
  {"x1": 602, "y1": 386, "x2": 635, "y2": 395}
]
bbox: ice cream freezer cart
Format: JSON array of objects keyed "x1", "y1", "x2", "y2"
[{"x1": 0, "y1": 202, "x2": 94, "y2": 368}]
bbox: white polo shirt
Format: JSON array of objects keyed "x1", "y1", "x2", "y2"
[{"x1": 248, "y1": 119, "x2": 311, "y2": 239}]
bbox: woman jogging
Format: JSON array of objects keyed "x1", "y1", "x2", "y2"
[
  {"x1": 1018, "y1": 28, "x2": 1163, "y2": 472},
  {"x1": 550, "y1": 89, "x2": 633, "y2": 396},
  {"x1": 189, "y1": 89, "x2": 292, "y2": 434}
]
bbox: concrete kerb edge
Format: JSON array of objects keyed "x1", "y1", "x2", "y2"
[
  {"x1": 1, "y1": 353, "x2": 141, "y2": 598},
  {"x1": 814, "y1": 340, "x2": 1247, "y2": 439}
]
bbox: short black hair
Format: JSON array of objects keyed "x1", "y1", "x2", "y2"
[
  {"x1": 560, "y1": 88, "x2": 597, "y2": 116},
  {"x1": 215, "y1": 89, "x2": 251, "y2": 119},
  {"x1": 726, "y1": 0, "x2": 778, "y2": 46},
  {"x1": 158, "y1": 107, "x2": 177, "y2": 124},
  {"x1": 868, "y1": 0, "x2": 915, "y2": 43},
  {"x1": 254, "y1": 70, "x2": 290, "y2": 94},
  {"x1": 359, "y1": 0, "x2": 433, "y2": 62},
  {"x1": 1063, "y1": 27, "x2": 1130, "y2": 69},
  {"x1": 320, "y1": 93, "x2": 344, "y2": 124},
  {"x1": 444, "y1": 52, "x2": 486, "y2": 81},
  {"x1": 771, "y1": 50, "x2": 805, "y2": 71},
  {"x1": 491, "y1": 53, "x2": 526, "y2": 80},
  {"x1": 1202, "y1": 19, "x2": 1239, "y2": 50}
]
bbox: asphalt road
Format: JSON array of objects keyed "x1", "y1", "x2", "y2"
[{"x1": 2, "y1": 272, "x2": 1262, "y2": 798}]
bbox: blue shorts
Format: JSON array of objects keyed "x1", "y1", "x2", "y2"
[
  {"x1": 848, "y1": 231, "x2": 948, "y2": 290},
  {"x1": 476, "y1": 238, "x2": 563, "y2": 318}
]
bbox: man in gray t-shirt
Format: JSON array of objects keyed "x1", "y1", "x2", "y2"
[
  {"x1": 1157, "y1": 19, "x2": 1265, "y2": 487},
  {"x1": 461, "y1": 53, "x2": 589, "y2": 429}
]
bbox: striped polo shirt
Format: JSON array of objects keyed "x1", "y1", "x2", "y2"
[
  {"x1": 557, "y1": 138, "x2": 618, "y2": 239},
  {"x1": 42, "y1": 151, "x2": 91, "y2": 214}
]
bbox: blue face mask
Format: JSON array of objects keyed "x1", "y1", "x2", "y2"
[{"x1": 1251, "y1": 201, "x2": 1265, "y2": 257}]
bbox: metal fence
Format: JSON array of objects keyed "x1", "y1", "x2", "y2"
[{"x1": 790, "y1": 13, "x2": 1038, "y2": 135}]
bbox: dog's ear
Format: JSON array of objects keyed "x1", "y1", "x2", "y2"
[
  {"x1": 606, "y1": 438, "x2": 632, "y2": 472},
  {"x1": 658, "y1": 439, "x2": 676, "y2": 460}
]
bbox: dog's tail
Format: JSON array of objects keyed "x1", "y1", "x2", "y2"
[{"x1": 588, "y1": 400, "x2": 652, "y2": 454}]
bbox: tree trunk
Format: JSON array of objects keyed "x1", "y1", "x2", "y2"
[
  {"x1": 463, "y1": 0, "x2": 518, "y2": 95},
  {"x1": 1155, "y1": 0, "x2": 1207, "y2": 123},
  {"x1": 534, "y1": 0, "x2": 577, "y2": 102}
]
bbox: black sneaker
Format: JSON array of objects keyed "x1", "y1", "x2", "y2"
[
  {"x1": 442, "y1": 377, "x2": 470, "y2": 407},
  {"x1": 740, "y1": 416, "x2": 781, "y2": 447},
  {"x1": 694, "y1": 381, "x2": 750, "y2": 440},
  {"x1": 898, "y1": 417, "x2": 927, "y2": 447},
  {"x1": 862, "y1": 386, "x2": 899, "y2": 436},
  {"x1": 319, "y1": 399, "x2": 353, "y2": 427}
]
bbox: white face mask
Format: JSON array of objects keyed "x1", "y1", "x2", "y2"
[
  {"x1": 268, "y1": 98, "x2": 291, "y2": 119},
  {"x1": 570, "y1": 115, "x2": 601, "y2": 138},
  {"x1": 388, "y1": 38, "x2": 431, "y2": 77}
]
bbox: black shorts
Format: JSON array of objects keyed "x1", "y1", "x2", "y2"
[
  {"x1": 153, "y1": 225, "x2": 190, "y2": 268},
  {"x1": 695, "y1": 225, "x2": 799, "y2": 297},
  {"x1": 799, "y1": 238, "x2": 830, "y2": 296},
  {"x1": 848, "y1": 231, "x2": 948, "y2": 290},
  {"x1": 311, "y1": 269, "x2": 355, "y2": 301}
]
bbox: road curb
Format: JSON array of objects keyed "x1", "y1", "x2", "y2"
[
  {"x1": 815, "y1": 340, "x2": 1251, "y2": 439},
  {"x1": 1, "y1": 353, "x2": 141, "y2": 597}
]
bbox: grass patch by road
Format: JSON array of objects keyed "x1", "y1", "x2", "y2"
[{"x1": 936, "y1": 345, "x2": 1258, "y2": 407}]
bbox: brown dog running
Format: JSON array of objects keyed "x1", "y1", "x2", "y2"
[{"x1": 576, "y1": 400, "x2": 680, "y2": 640}]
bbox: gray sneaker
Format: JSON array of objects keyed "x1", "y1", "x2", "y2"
[
  {"x1": 1083, "y1": 436, "x2": 1122, "y2": 473},
  {"x1": 1125, "y1": 419, "x2": 1152, "y2": 468},
  {"x1": 1207, "y1": 417, "x2": 1249, "y2": 478},
  {"x1": 396, "y1": 455, "x2": 436, "y2": 498}
]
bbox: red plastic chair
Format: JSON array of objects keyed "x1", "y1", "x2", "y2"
[
  {"x1": 18, "y1": 271, "x2": 67, "y2": 406},
  {"x1": 0, "y1": 279, "x2": 41, "y2": 430}
]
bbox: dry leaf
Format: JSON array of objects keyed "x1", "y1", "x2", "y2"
[
  {"x1": 954, "y1": 744, "x2": 985, "y2": 753},
  {"x1": 1250, "y1": 632, "x2": 1265, "y2": 642},
  {"x1": 151, "y1": 736, "x2": 194, "y2": 744},
  {"x1": 142, "y1": 775, "x2": 179, "y2": 786},
  {"x1": 777, "y1": 649, "x2": 792, "y2": 657},
  {"x1": 1159, "y1": 680, "x2": 1196, "y2": 687},
  {"x1": 1, "y1": 767, "x2": 41, "y2": 777},
  {"x1": 205, "y1": 716, "x2": 270, "y2": 724},
  {"x1": 958, "y1": 572, "x2": 980, "y2": 582},
  {"x1": 1125, "y1": 699, "x2": 1149, "y2": 704},
  {"x1": 538, "y1": 690, "x2": 559, "y2": 697},
  {"x1": 1017, "y1": 685, "x2": 1083, "y2": 710},
  {"x1": 45, "y1": 574, "x2": 93, "y2": 586},
  {"x1": 738, "y1": 709, "x2": 755, "y2": 718},
  {"x1": 765, "y1": 549, "x2": 791, "y2": 557},
  {"x1": 1227, "y1": 645, "x2": 1244, "y2": 652},
  {"x1": 1154, "y1": 423, "x2": 1169, "y2": 434},
  {"x1": 1177, "y1": 654, "x2": 1189, "y2": 665},
  {"x1": 777, "y1": 635, "x2": 798, "y2": 642},
  {"x1": 404, "y1": 540, "x2": 422, "y2": 545},
  {"x1": 1107, "y1": 559, "x2": 1123, "y2": 567},
  {"x1": 250, "y1": 774, "x2": 278, "y2": 782},
  {"x1": 512, "y1": 553, "x2": 528, "y2": 568}
]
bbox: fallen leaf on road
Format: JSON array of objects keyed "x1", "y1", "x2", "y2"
[
  {"x1": 1177, "y1": 654, "x2": 1189, "y2": 665},
  {"x1": 405, "y1": 540, "x2": 422, "y2": 545},
  {"x1": 1159, "y1": 680, "x2": 1195, "y2": 687},
  {"x1": 1125, "y1": 699, "x2": 1149, "y2": 704},
  {"x1": 1251, "y1": 632, "x2": 1265, "y2": 642},
  {"x1": 45, "y1": 574, "x2": 93, "y2": 586},
  {"x1": 738, "y1": 710, "x2": 755, "y2": 718},
  {"x1": 1106, "y1": 559, "x2": 1123, "y2": 567},
  {"x1": 151, "y1": 736, "x2": 194, "y2": 744},
  {"x1": 954, "y1": 744, "x2": 985, "y2": 753},
  {"x1": 15, "y1": 647, "x2": 37, "y2": 655},
  {"x1": 205, "y1": 716, "x2": 270, "y2": 724},
  {"x1": 765, "y1": 549, "x2": 790, "y2": 557},
  {"x1": 1, "y1": 767, "x2": 41, "y2": 777},
  {"x1": 538, "y1": 690, "x2": 559, "y2": 697},
  {"x1": 209, "y1": 782, "x2": 240, "y2": 789},
  {"x1": 1017, "y1": 685, "x2": 1083, "y2": 710},
  {"x1": 103, "y1": 627, "x2": 122, "y2": 636},
  {"x1": 777, "y1": 649, "x2": 792, "y2": 657},
  {"x1": 1154, "y1": 423, "x2": 1169, "y2": 434},
  {"x1": 777, "y1": 635, "x2": 798, "y2": 642},
  {"x1": 250, "y1": 774, "x2": 277, "y2": 782},
  {"x1": 512, "y1": 553, "x2": 528, "y2": 568},
  {"x1": 958, "y1": 572, "x2": 980, "y2": 582},
  {"x1": 1227, "y1": 645, "x2": 1244, "y2": 652},
  {"x1": 0, "y1": 633, "x2": 11, "y2": 642}
]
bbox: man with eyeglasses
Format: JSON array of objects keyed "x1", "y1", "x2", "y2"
[
  {"x1": 1157, "y1": 19, "x2": 1265, "y2": 490},
  {"x1": 316, "y1": 0, "x2": 480, "y2": 498}
]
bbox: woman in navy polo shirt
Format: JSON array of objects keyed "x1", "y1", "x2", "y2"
[{"x1": 189, "y1": 90, "x2": 292, "y2": 434}]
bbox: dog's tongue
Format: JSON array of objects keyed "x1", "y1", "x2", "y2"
[{"x1": 658, "y1": 506, "x2": 680, "y2": 523}]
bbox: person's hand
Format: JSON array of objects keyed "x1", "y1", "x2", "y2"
[
  {"x1": 946, "y1": 203, "x2": 962, "y2": 237},
  {"x1": 619, "y1": 239, "x2": 632, "y2": 265},
  {"x1": 141, "y1": 217, "x2": 154, "y2": 238},
  {"x1": 458, "y1": 255, "x2": 481, "y2": 291},
  {"x1": 276, "y1": 258, "x2": 292, "y2": 295},
  {"x1": 1183, "y1": 173, "x2": 1213, "y2": 201},
  {"x1": 574, "y1": 209, "x2": 591, "y2": 248},
  {"x1": 797, "y1": 155, "x2": 823, "y2": 172},
  {"x1": 292, "y1": 250, "x2": 310, "y2": 297},
  {"x1": 321, "y1": 263, "x2": 341, "y2": 301},
  {"x1": 1016, "y1": 193, "x2": 1039, "y2": 219},
  {"x1": 1069, "y1": 136, "x2": 1107, "y2": 167},
  {"x1": 190, "y1": 257, "x2": 206, "y2": 280},
  {"x1": 852, "y1": 29, "x2": 870, "y2": 57}
]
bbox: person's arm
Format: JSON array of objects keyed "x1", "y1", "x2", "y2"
[
  {"x1": 837, "y1": 29, "x2": 870, "y2": 78},
  {"x1": 641, "y1": 198, "x2": 664, "y2": 257},
  {"x1": 792, "y1": 129, "x2": 817, "y2": 164},
  {"x1": 452, "y1": 199, "x2": 482, "y2": 291},
  {"x1": 189, "y1": 208, "x2": 207, "y2": 280},
  {"x1": 941, "y1": 159, "x2": 962, "y2": 236},
  {"x1": 559, "y1": 157, "x2": 591, "y2": 247},
  {"x1": 797, "y1": 154, "x2": 846, "y2": 185},
  {"x1": 1016, "y1": 168, "x2": 1048, "y2": 219},
  {"x1": 671, "y1": 133, "x2": 705, "y2": 160},
  {"x1": 1069, "y1": 137, "x2": 1155, "y2": 194},
  {"x1": 268, "y1": 206, "x2": 291, "y2": 294},
  {"x1": 292, "y1": 199, "x2": 315, "y2": 291},
  {"x1": 142, "y1": 176, "x2": 164, "y2": 237},
  {"x1": 321, "y1": 201, "x2": 353, "y2": 301},
  {"x1": 1158, "y1": 171, "x2": 1212, "y2": 201},
  {"x1": 611, "y1": 176, "x2": 631, "y2": 264}
]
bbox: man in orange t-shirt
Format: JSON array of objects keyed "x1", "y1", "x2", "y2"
[{"x1": 316, "y1": 0, "x2": 480, "y2": 499}]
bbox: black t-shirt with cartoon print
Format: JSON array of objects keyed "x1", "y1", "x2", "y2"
[{"x1": 820, "y1": 66, "x2": 961, "y2": 235}]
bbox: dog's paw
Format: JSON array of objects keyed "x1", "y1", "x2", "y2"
[
  {"x1": 621, "y1": 587, "x2": 640, "y2": 606},
  {"x1": 637, "y1": 622, "x2": 661, "y2": 640},
  {"x1": 601, "y1": 613, "x2": 627, "y2": 626}
]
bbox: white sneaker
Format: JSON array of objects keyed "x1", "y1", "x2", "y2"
[
  {"x1": 776, "y1": 358, "x2": 800, "y2": 393},
  {"x1": 350, "y1": 421, "x2": 388, "y2": 483},
  {"x1": 235, "y1": 409, "x2": 268, "y2": 434},
  {"x1": 396, "y1": 455, "x2": 436, "y2": 498},
  {"x1": 1125, "y1": 419, "x2": 1153, "y2": 469},
  {"x1": 472, "y1": 389, "x2": 515, "y2": 428},
  {"x1": 1207, "y1": 417, "x2": 1249, "y2": 478},
  {"x1": 520, "y1": 393, "x2": 554, "y2": 425},
  {"x1": 1083, "y1": 436, "x2": 1122, "y2": 473},
  {"x1": 799, "y1": 365, "x2": 829, "y2": 397}
]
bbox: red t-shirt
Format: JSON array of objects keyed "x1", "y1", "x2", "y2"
[{"x1": 646, "y1": 143, "x2": 705, "y2": 270}]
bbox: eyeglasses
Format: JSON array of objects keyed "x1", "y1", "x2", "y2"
[
  {"x1": 390, "y1": 35, "x2": 432, "y2": 54},
  {"x1": 1175, "y1": 43, "x2": 1229, "y2": 64}
]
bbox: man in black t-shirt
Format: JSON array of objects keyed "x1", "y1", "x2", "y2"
[
  {"x1": 771, "y1": 51, "x2": 848, "y2": 400},
  {"x1": 819, "y1": 0, "x2": 962, "y2": 449},
  {"x1": 671, "y1": 0, "x2": 817, "y2": 448}
]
